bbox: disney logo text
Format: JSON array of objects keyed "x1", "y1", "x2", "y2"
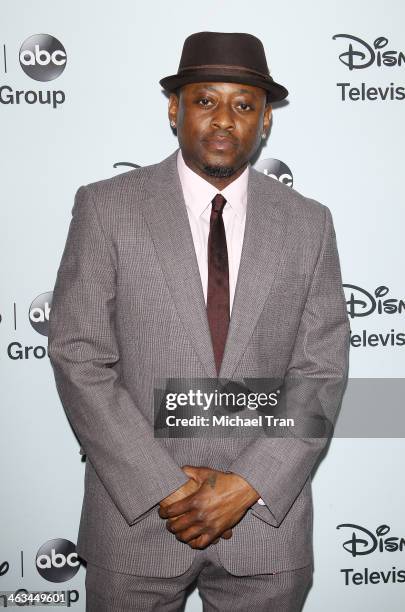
[
  {"x1": 337, "y1": 524, "x2": 405, "y2": 557},
  {"x1": 343, "y1": 285, "x2": 405, "y2": 319},
  {"x1": 332, "y1": 35, "x2": 405, "y2": 70},
  {"x1": 0, "y1": 561, "x2": 9, "y2": 577}
]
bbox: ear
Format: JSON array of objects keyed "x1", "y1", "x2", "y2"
[
  {"x1": 263, "y1": 103, "x2": 272, "y2": 135},
  {"x1": 168, "y1": 93, "x2": 179, "y2": 128}
]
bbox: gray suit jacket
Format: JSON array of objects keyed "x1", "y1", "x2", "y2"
[{"x1": 48, "y1": 149, "x2": 350, "y2": 577}]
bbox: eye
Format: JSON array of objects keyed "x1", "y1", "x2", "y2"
[
  {"x1": 237, "y1": 102, "x2": 253, "y2": 111},
  {"x1": 197, "y1": 97, "x2": 213, "y2": 107}
]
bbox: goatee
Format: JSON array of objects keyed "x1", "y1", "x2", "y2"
[{"x1": 203, "y1": 165, "x2": 235, "y2": 178}]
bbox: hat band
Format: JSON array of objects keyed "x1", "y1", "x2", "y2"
[{"x1": 178, "y1": 63, "x2": 272, "y2": 80}]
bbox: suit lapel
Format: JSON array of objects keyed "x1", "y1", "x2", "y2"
[
  {"x1": 218, "y1": 169, "x2": 289, "y2": 379},
  {"x1": 139, "y1": 152, "x2": 289, "y2": 380},
  {"x1": 138, "y1": 151, "x2": 217, "y2": 377}
]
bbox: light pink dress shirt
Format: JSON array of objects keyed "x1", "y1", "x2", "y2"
[
  {"x1": 176, "y1": 149, "x2": 265, "y2": 506},
  {"x1": 177, "y1": 149, "x2": 248, "y2": 314}
]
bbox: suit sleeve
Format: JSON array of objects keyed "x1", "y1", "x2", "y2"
[
  {"x1": 228, "y1": 205, "x2": 350, "y2": 527},
  {"x1": 48, "y1": 185, "x2": 189, "y2": 526}
]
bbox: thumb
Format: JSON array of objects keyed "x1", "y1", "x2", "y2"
[
  {"x1": 182, "y1": 465, "x2": 200, "y2": 481},
  {"x1": 182, "y1": 465, "x2": 218, "y2": 484}
]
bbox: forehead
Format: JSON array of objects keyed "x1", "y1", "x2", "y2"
[{"x1": 179, "y1": 82, "x2": 266, "y2": 98}]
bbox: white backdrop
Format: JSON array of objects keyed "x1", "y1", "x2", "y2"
[{"x1": 1, "y1": 1, "x2": 404, "y2": 609}]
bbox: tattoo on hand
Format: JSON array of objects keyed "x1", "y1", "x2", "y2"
[{"x1": 207, "y1": 474, "x2": 217, "y2": 489}]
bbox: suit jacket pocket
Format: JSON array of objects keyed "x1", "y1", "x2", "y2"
[
  {"x1": 128, "y1": 504, "x2": 159, "y2": 526},
  {"x1": 249, "y1": 477, "x2": 313, "y2": 529}
]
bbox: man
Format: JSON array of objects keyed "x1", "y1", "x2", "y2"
[{"x1": 48, "y1": 31, "x2": 350, "y2": 611}]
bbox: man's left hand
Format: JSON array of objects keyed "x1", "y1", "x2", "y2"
[{"x1": 158, "y1": 466, "x2": 260, "y2": 549}]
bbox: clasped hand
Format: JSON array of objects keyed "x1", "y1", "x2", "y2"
[{"x1": 158, "y1": 466, "x2": 260, "y2": 549}]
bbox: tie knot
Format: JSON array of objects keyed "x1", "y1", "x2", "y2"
[{"x1": 211, "y1": 193, "x2": 227, "y2": 214}]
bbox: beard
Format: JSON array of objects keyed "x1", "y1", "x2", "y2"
[{"x1": 202, "y1": 165, "x2": 235, "y2": 178}]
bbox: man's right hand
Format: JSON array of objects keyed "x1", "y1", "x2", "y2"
[
  {"x1": 159, "y1": 476, "x2": 200, "y2": 508},
  {"x1": 159, "y1": 476, "x2": 233, "y2": 544}
]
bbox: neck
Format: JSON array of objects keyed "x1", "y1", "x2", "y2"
[{"x1": 181, "y1": 154, "x2": 248, "y2": 190}]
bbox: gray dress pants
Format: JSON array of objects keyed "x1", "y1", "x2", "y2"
[{"x1": 85, "y1": 545, "x2": 313, "y2": 612}]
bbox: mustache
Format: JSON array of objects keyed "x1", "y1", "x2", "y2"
[{"x1": 203, "y1": 131, "x2": 238, "y2": 144}]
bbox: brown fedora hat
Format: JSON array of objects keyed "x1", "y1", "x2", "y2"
[{"x1": 160, "y1": 31, "x2": 288, "y2": 102}]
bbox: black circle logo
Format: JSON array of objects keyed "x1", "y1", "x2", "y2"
[
  {"x1": 254, "y1": 158, "x2": 293, "y2": 187},
  {"x1": 19, "y1": 34, "x2": 67, "y2": 82},
  {"x1": 29, "y1": 292, "x2": 52, "y2": 336},
  {"x1": 36, "y1": 539, "x2": 81, "y2": 583}
]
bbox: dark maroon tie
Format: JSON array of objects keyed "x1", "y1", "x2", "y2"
[{"x1": 207, "y1": 193, "x2": 230, "y2": 375}]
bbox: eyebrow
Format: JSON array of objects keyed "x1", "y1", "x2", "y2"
[
  {"x1": 193, "y1": 85, "x2": 255, "y2": 95},
  {"x1": 193, "y1": 85, "x2": 219, "y2": 92}
]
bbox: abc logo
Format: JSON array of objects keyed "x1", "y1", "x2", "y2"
[
  {"x1": 19, "y1": 34, "x2": 67, "y2": 82},
  {"x1": 29, "y1": 292, "x2": 53, "y2": 336},
  {"x1": 36, "y1": 539, "x2": 81, "y2": 583},
  {"x1": 254, "y1": 158, "x2": 293, "y2": 187}
]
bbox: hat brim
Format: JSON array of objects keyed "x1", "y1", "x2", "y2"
[{"x1": 159, "y1": 72, "x2": 288, "y2": 102}]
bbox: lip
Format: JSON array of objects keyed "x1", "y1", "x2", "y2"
[{"x1": 203, "y1": 135, "x2": 238, "y2": 151}]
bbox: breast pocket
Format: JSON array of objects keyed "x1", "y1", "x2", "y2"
[
  {"x1": 263, "y1": 274, "x2": 309, "y2": 323},
  {"x1": 249, "y1": 274, "x2": 309, "y2": 367}
]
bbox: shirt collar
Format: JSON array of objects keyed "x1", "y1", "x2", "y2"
[{"x1": 177, "y1": 149, "x2": 248, "y2": 218}]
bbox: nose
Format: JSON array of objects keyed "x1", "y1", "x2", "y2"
[{"x1": 211, "y1": 102, "x2": 235, "y2": 131}]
